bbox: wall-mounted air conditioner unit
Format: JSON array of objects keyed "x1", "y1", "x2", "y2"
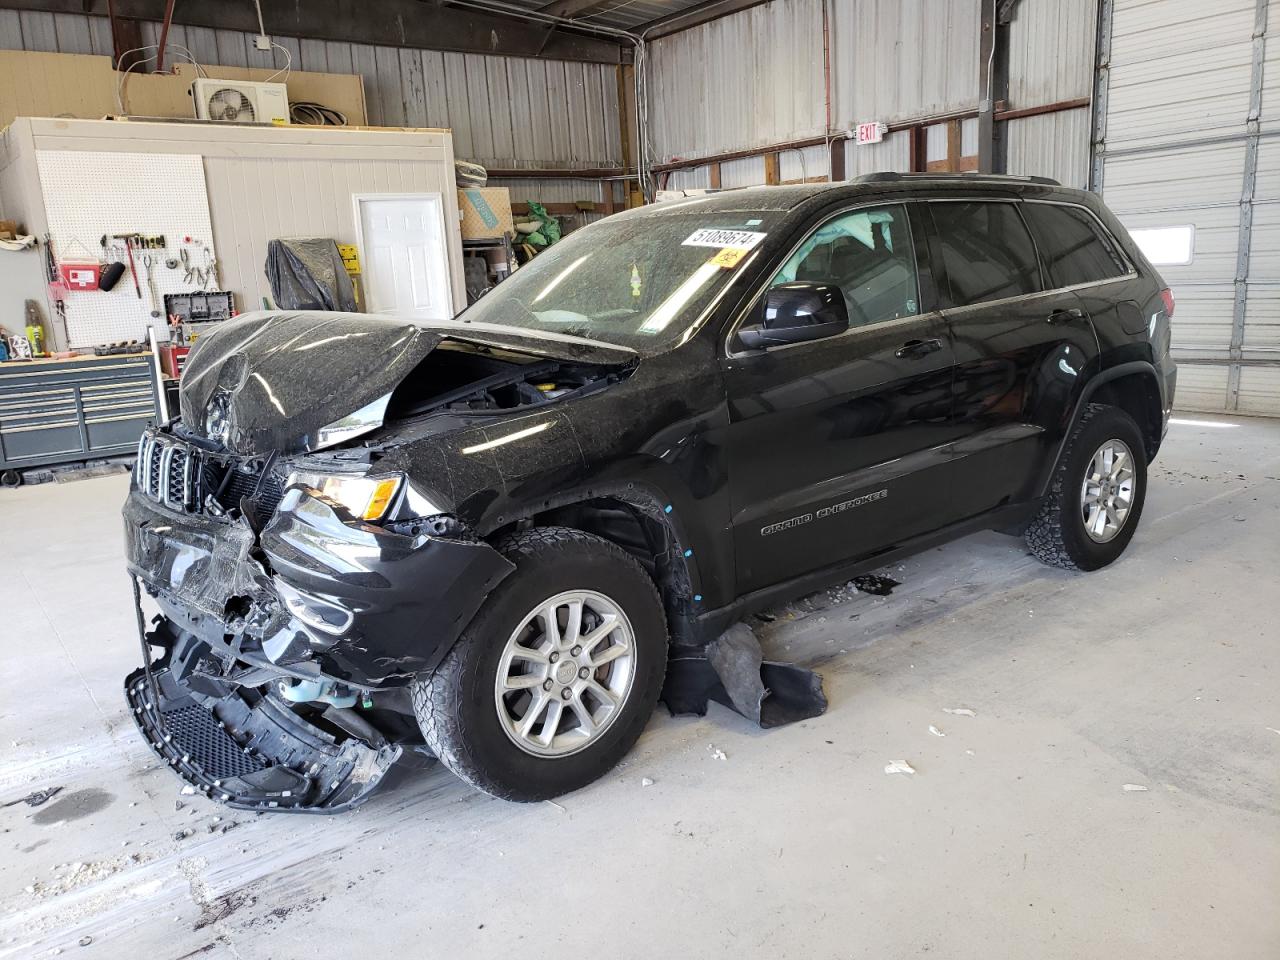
[{"x1": 191, "y1": 79, "x2": 289, "y2": 124}]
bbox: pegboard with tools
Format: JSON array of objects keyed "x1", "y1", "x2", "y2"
[{"x1": 35, "y1": 151, "x2": 224, "y2": 349}]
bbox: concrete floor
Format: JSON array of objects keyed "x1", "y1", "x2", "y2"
[{"x1": 1, "y1": 414, "x2": 1277, "y2": 959}]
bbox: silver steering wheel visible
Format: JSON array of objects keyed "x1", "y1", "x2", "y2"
[
  {"x1": 494, "y1": 590, "x2": 636, "y2": 758},
  {"x1": 1081, "y1": 438, "x2": 1136, "y2": 543}
]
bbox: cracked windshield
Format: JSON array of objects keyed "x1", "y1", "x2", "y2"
[{"x1": 458, "y1": 210, "x2": 782, "y2": 352}]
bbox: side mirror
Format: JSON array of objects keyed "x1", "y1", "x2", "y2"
[{"x1": 738, "y1": 282, "x2": 849, "y2": 350}]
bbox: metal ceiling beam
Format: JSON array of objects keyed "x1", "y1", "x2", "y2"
[
  {"x1": 634, "y1": 0, "x2": 771, "y2": 39},
  {"x1": 537, "y1": 0, "x2": 613, "y2": 18},
  {"x1": 0, "y1": 0, "x2": 629, "y2": 63}
]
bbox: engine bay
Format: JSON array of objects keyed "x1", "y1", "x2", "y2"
[{"x1": 385, "y1": 340, "x2": 633, "y2": 420}]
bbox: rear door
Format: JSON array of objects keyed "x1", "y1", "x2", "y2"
[
  {"x1": 721, "y1": 202, "x2": 960, "y2": 595},
  {"x1": 927, "y1": 198, "x2": 1101, "y2": 520}
]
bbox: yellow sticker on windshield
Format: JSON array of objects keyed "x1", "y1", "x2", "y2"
[{"x1": 708, "y1": 247, "x2": 749, "y2": 269}]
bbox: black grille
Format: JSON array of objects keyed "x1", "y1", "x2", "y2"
[
  {"x1": 146, "y1": 446, "x2": 162, "y2": 496},
  {"x1": 214, "y1": 466, "x2": 285, "y2": 516},
  {"x1": 168, "y1": 448, "x2": 188, "y2": 506},
  {"x1": 162, "y1": 704, "x2": 265, "y2": 780},
  {"x1": 136, "y1": 431, "x2": 284, "y2": 519}
]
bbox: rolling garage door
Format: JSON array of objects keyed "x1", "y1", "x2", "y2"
[{"x1": 1094, "y1": 0, "x2": 1280, "y2": 415}]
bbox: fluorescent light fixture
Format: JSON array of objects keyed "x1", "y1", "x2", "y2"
[
  {"x1": 1130, "y1": 225, "x2": 1194, "y2": 266},
  {"x1": 533, "y1": 254, "x2": 590, "y2": 303},
  {"x1": 1168, "y1": 417, "x2": 1238, "y2": 429},
  {"x1": 461, "y1": 421, "x2": 552, "y2": 454},
  {"x1": 639, "y1": 262, "x2": 721, "y2": 334}
]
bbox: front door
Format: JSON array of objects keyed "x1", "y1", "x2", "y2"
[
  {"x1": 926, "y1": 199, "x2": 1101, "y2": 520},
  {"x1": 722, "y1": 202, "x2": 960, "y2": 595},
  {"x1": 356, "y1": 194, "x2": 453, "y2": 320}
]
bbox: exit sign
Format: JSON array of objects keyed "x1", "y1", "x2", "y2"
[{"x1": 856, "y1": 121, "x2": 887, "y2": 145}]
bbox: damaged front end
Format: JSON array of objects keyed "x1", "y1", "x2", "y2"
[
  {"x1": 122, "y1": 311, "x2": 641, "y2": 810},
  {"x1": 123, "y1": 426, "x2": 514, "y2": 812}
]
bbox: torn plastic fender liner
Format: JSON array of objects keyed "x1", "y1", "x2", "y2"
[
  {"x1": 258, "y1": 489, "x2": 516, "y2": 685},
  {"x1": 660, "y1": 624, "x2": 827, "y2": 728}
]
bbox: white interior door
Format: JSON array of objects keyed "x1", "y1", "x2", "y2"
[{"x1": 355, "y1": 194, "x2": 453, "y2": 320}]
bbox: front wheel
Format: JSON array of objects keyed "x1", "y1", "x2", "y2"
[
  {"x1": 412, "y1": 526, "x2": 667, "y2": 801},
  {"x1": 1025, "y1": 403, "x2": 1148, "y2": 571}
]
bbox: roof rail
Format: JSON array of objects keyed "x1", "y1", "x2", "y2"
[{"x1": 855, "y1": 171, "x2": 1062, "y2": 186}]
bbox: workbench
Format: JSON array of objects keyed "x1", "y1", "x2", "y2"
[{"x1": 0, "y1": 354, "x2": 159, "y2": 484}]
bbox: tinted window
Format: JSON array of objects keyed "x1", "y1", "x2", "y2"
[
  {"x1": 771, "y1": 204, "x2": 920, "y2": 327},
  {"x1": 1022, "y1": 203, "x2": 1129, "y2": 287},
  {"x1": 929, "y1": 201, "x2": 1041, "y2": 306}
]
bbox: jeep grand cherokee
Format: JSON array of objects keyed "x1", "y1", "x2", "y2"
[{"x1": 123, "y1": 174, "x2": 1176, "y2": 809}]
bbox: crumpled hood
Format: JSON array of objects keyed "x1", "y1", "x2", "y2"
[
  {"x1": 179, "y1": 311, "x2": 635, "y2": 457},
  {"x1": 180, "y1": 311, "x2": 441, "y2": 456}
]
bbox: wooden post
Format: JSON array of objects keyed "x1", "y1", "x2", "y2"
[
  {"x1": 616, "y1": 63, "x2": 638, "y2": 206},
  {"x1": 709, "y1": 162, "x2": 722, "y2": 188},
  {"x1": 828, "y1": 138, "x2": 845, "y2": 181},
  {"x1": 947, "y1": 119, "x2": 962, "y2": 171},
  {"x1": 764, "y1": 151, "x2": 781, "y2": 185}
]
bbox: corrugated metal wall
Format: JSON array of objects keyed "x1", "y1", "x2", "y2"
[
  {"x1": 645, "y1": 0, "x2": 825, "y2": 162},
  {"x1": 647, "y1": 0, "x2": 1092, "y2": 189},
  {"x1": 1004, "y1": 0, "x2": 1096, "y2": 189},
  {"x1": 1097, "y1": 0, "x2": 1280, "y2": 415},
  {"x1": 646, "y1": 0, "x2": 981, "y2": 168},
  {"x1": 0, "y1": 8, "x2": 622, "y2": 174}
]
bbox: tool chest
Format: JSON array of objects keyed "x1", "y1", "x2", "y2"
[{"x1": 0, "y1": 355, "x2": 158, "y2": 476}]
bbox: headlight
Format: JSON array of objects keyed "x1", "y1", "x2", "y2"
[{"x1": 288, "y1": 470, "x2": 403, "y2": 521}]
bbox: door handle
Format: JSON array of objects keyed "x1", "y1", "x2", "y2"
[
  {"x1": 895, "y1": 337, "x2": 943, "y2": 359},
  {"x1": 1047, "y1": 307, "x2": 1085, "y2": 324}
]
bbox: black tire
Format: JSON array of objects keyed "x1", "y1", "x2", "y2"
[
  {"x1": 0, "y1": 470, "x2": 21, "y2": 488},
  {"x1": 1025, "y1": 403, "x2": 1147, "y2": 571},
  {"x1": 411, "y1": 526, "x2": 668, "y2": 801}
]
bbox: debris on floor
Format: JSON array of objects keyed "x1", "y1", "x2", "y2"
[
  {"x1": 928, "y1": 725, "x2": 946, "y2": 737},
  {"x1": 1122, "y1": 783, "x2": 1149, "y2": 792},
  {"x1": 851, "y1": 574, "x2": 900, "y2": 596},
  {"x1": 884, "y1": 761, "x2": 916, "y2": 775},
  {"x1": 943, "y1": 707, "x2": 977, "y2": 717},
  {"x1": 641, "y1": 777, "x2": 654, "y2": 787},
  {"x1": 709, "y1": 746, "x2": 727, "y2": 760},
  {"x1": 3, "y1": 786, "x2": 62, "y2": 808}
]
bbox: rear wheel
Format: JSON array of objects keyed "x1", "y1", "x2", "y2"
[
  {"x1": 1025, "y1": 403, "x2": 1148, "y2": 571},
  {"x1": 412, "y1": 526, "x2": 667, "y2": 801}
]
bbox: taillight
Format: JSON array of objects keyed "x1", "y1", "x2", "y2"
[{"x1": 1159, "y1": 288, "x2": 1175, "y2": 317}]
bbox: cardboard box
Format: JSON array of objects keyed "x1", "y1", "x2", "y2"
[{"x1": 458, "y1": 188, "x2": 514, "y2": 240}]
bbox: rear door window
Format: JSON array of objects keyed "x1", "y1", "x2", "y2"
[
  {"x1": 1022, "y1": 202, "x2": 1129, "y2": 288},
  {"x1": 928, "y1": 200, "x2": 1042, "y2": 306}
]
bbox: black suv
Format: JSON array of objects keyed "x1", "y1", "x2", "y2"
[{"x1": 123, "y1": 175, "x2": 1176, "y2": 809}]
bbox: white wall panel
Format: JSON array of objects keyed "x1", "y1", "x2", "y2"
[
  {"x1": 1005, "y1": 108, "x2": 1091, "y2": 189},
  {"x1": 1100, "y1": 0, "x2": 1279, "y2": 414},
  {"x1": 1172, "y1": 363, "x2": 1231, "y2": 413},
  {"x1": 1106, "y1": 0, "x2": 1255, "y2": 151},
  {"x1": 1007, "y1": 0, "x2": 1096, "y2": 106}
]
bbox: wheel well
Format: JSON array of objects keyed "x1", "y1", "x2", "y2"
[
  {"x1": 487, "y1": 497, "x2": 695, "y2": 645},
  {"x1": 1088, "y1": 372, "x2": 1162, "y2": 458}
]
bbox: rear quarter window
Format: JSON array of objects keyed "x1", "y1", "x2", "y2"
[{"x1": 1022, "y1": 202, "x2": 1130, "y2": 289}]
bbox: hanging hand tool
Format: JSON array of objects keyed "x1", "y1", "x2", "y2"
[
  {"x1": 112, "y1": 233, "x2": 143, "y2": 299},
  {"x1": 142, "y1": 253, "x2": 161, "y2": 318}
]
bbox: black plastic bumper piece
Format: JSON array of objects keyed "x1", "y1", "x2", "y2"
[{"x1": 125, "y1": 666, "x2": 401, "y2": 814}]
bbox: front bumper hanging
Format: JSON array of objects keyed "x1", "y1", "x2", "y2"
[{"x1": 126, "y1": 588, "x2": 401, "y2": 813}]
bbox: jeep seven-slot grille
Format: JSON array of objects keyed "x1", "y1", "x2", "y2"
[{"x1": 134, "y1": 434, "x2": 284, "y2": 517}]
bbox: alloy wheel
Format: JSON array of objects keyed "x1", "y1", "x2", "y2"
[
  {"x1": 1080, "y1": 438, "x2": 1136, "y2": 543},
  {"x1": 494, "y1": 590, "x2": 637, "y2": 758}
]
